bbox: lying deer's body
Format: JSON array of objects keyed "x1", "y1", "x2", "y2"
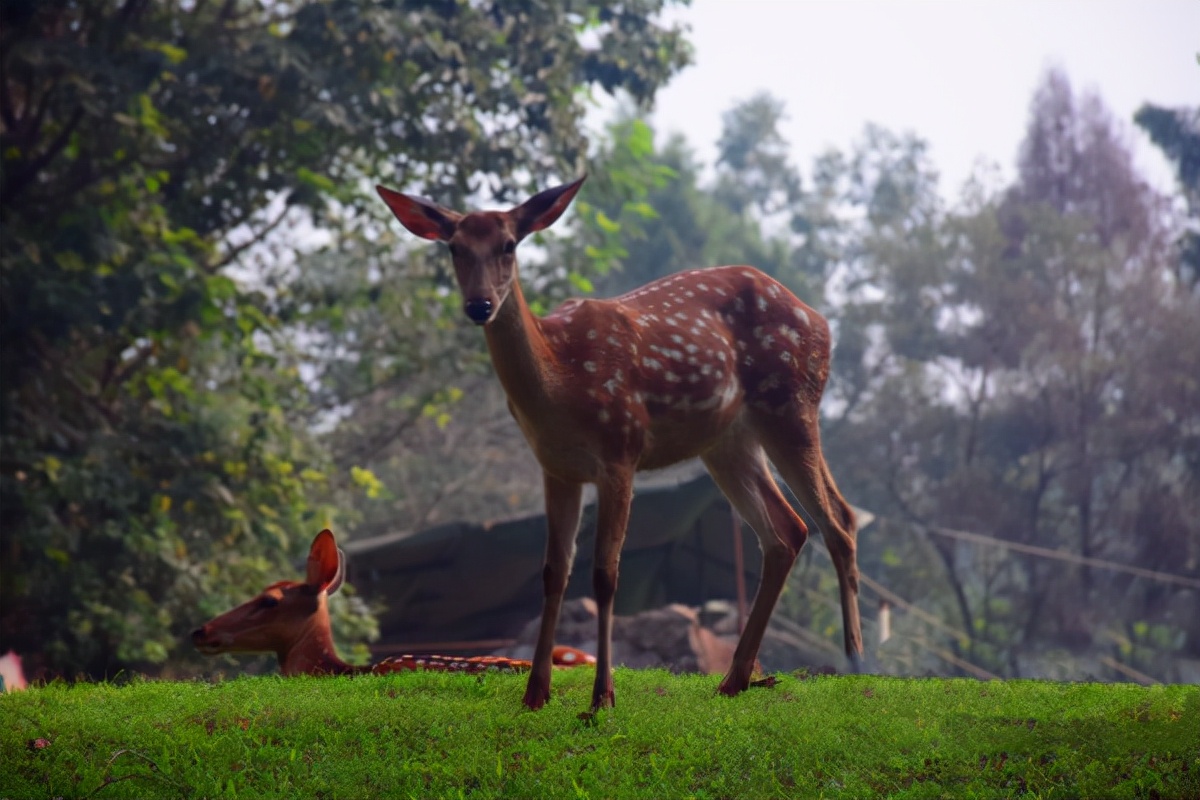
[
  {"x1": 192, "y1": 529, "x2": 593, "y2": 677},
  {"x1": 377, "y1": 176, "x2": 862, "y2": 710}
]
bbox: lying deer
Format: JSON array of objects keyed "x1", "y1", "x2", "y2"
[
  {"x1": 192, "y1": 529, "x2": 594, "y2": 676},
  {"x1": 376, "y1": 174, "x2": 861, "y2": 711}
]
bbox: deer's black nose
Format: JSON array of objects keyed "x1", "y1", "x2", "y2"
[{"x1": 464, "y1": 298, "x2": 493, "y2": 324}]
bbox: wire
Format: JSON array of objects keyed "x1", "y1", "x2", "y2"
[
  {"x1": 904, "y1": 520, "x2": 1200, "y2": 590},
  {"x1": 857, "y1": 572, "x2": 969, "y2": 644},
  {"x1": 799, "y1": 547, "x2": 998, "y2": 678},
  {"x1": 1097, "y1": 655, "x2": 1160, "y2": 685}
]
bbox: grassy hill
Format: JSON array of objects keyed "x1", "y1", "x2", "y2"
[{"x1": 2, "y1": 669, "x2": 1196, "y2": 799}]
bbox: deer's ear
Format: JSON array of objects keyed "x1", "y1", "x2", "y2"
[
  {"x1": 327, "y1": 548, "x2": 347, "y2": 596},
  {"x1": 307, "y1": 529, "x2": 343, "y2": 592},
  {"x1": 512, "y1": 175, "x2": 587, "y2": 240},
  {"x1": 376, "y1": 185, "x2": 461, "y2": 242}
]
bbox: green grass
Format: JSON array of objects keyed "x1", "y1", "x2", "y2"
[{"x1": 2, "y1": 669, "x2": 1196, "y2": 799}]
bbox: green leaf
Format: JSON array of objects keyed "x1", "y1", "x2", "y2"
[
  {"x1": 350, "y1": 466, "x2": 385, "y2": 500},
  {"x1": 162, "y1": 227, "x2": 200, "y2": 246},
  {"x1": 147, "y1": 41, "x2": 188, "y2": 65},
  {"x1": 594, "y1": 211, "x2": 620, "y2": 234},
  {"x1": 627, "y1": 119, "x2": 654, "y2": 159},
  {"x1": 206, "y1": 275, "x2": 238, "y2": 301},
  {"x1": 624, "y1": 201, "x2": 659, "y2": 220},
  {"x1": 296, "y1": 167, "x2": 335, "y2": 192},
  {"x1": 568, "y1": 273, "x2": 595, "y2": 293}
]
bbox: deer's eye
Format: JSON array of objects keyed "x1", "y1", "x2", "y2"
[
  {"x1": 502, "y1": 240, "x2": 516, "y2": 255},
  {"x1": 259, "y1": 596, "x2": 279, "y2": 609}
]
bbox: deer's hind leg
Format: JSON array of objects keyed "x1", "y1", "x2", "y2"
[
  {"x1": 701, "y1": 425, "x2": 810, "y2": 696},
  {"x1": 753, "y1": 409, "x2": 863, "y2": 670},
  {"x1": 589, "y1": 468, "x2": 634, "y2": 710}
]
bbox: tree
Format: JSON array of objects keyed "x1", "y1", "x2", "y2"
[
  {"x1": 0, "y1": 0, "x2": 691, "y2": 677},
  {"x1": 1135, "y1": 102, "x2": 1200, "y2": 286},
  {"x1": 713, "y1": 93, "x2": 803, "y2": 220},
  {"x1": 819, "y1": 69, "x2": 1200, "y2": 680},
  {"x1": 585, "y1": 97, "x2": 808, "y2": 297}
]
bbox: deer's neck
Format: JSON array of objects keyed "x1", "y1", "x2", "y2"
[
  {"x1": 483, "y1": 279, "x2": 560, "y2": 416},
  {"x1": 278, "y1": 614, "x2": 361, "y2": 677}
]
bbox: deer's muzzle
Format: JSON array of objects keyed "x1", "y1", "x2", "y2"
[{"x1": 464, "y1": 298, "x2": 494, "y2": 325}]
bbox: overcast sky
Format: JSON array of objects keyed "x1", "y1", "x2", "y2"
[{"x1": 645, "y1": 0, "x2": 1198, "y2": 200}]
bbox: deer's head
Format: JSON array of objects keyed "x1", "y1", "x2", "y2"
[
  {"x1": 376, "y1": 176, "x2": 586, "y2": 325},
  {"x1": 192, "y1": 529, "x2": 345, "y2": 661}
]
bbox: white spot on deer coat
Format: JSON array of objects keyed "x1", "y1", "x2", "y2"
[
  {"x1": 718, "y1": 380, "x2": 739, "y2": 409},
  {"x1": 778, "y1": 324, "x2": 802, "y2": 345}
]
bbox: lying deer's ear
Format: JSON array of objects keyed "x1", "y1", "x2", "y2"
[
  {"x1": 376, "y1": 185, "x2": 461, "y2": 242},
  {"x1": 512, "y1": 174, "x2": 587, "y2": 241},
  {"x1": 327, "y1": 548, "x2": 347, "y2": 596},
  {"x1": 307, "y1": 529, "x2": 342, "y2": 591}
]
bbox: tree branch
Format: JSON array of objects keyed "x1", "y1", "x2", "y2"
[
  {"x1": 208, "y1": 201, "x2": 292, "y2": 273},
  {"x1": 332, "y1": 410, "x2": 422, "y2": 467},
  {"x1": 28, "y1": 334, "x2": 119, "y2": 429},
  {"x1": 0, "y1": 58, "x2": 19, "y2": 131},
  {"x1": 103, "y1": 341, "x2": 156, "y2": 395},
  {"x1": 0, "y1": 106, "x2": 84, "y2": 213}
]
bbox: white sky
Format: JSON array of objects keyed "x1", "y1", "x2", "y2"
[{"x1": 645, "y1": 0, "x2": 1199, "y2": 201}]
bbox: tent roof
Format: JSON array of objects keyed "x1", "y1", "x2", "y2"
[
  {"x1": 344, "y1": 459, "x2": 872, "y2": 654},
  {"x1": 344, "y1": 461, "x2": 759, "y2": 650}
]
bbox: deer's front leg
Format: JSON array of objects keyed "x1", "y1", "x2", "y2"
[
  {"x1": 591, "y1": 470, "x2": 634, "y2": 710},
  {"x1": 523, "y1": 473, "x2": 583, "y2": 711}
]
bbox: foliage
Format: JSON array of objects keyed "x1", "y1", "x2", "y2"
[
  {"x1": 0, "y1": 0, "x2": 691, "y2": 678},
  {"x1": 3, "y1": 671, "x2": 1196, "y2": 799},
  {"x1": 714, "y1": 92, "x2": 803, "y2": 219},
  {"x1": 1135, "y1": 102, "x2": 1200, "y2": 286},
  {"x1": 812, "y1": 69, "x2": 1200, "y2": 678},
  {"x1": 578, "y1": 100, "x2": 811, "y2": 298}
]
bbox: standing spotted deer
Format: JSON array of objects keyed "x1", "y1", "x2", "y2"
[{"x1": 377, "y1": 175, "x2": 861, "y2": 711}]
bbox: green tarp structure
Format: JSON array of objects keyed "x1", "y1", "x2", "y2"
[{"x1": 344, "y1": 463, "x2": 765, "y2": 655}]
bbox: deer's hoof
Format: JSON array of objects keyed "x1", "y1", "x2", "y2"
[
  {"x1": 523, "y1": 684, "x2": 550, "y2": 711},
  {"x1": 590, "y1": 691, "x2": 615, "y2": 711}
]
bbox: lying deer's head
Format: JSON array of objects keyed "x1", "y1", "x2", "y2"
[
  {"x1": 191, "y1": 529, "x2": 345, "y2": 664},
  {"x1": 376, "y1": 176, "x2": 587, "y2": 325}
]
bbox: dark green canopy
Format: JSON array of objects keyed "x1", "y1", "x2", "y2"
[{"x1": 345, "y1": 464, "x2": 762, "y2": 653}]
